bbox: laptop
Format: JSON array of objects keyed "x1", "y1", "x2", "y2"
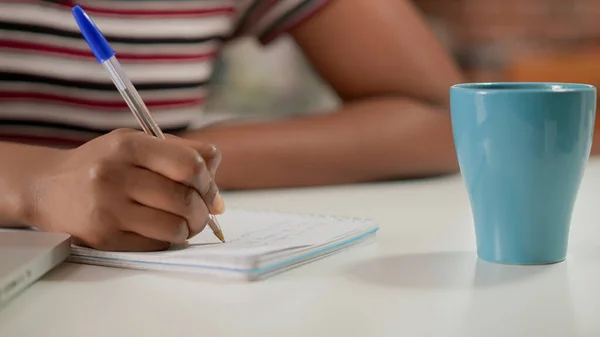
[{"x1": 0, "y1": 230, "x2": 71, "y2": 311}]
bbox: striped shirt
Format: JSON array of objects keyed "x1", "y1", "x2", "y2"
[{"x1": 0, "y1": 0, "x2": 330, "y2": 147}]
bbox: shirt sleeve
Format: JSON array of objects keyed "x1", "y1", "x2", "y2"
[{"x1": 232, "y1": 0, "x2": 332, "y2": 45}]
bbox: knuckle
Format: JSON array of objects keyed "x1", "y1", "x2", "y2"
[
  {"x1": 109, "y1": 130, "x2": 136, "y2": 156},
  {"x1": 88, "y1": 160, "x2": 116, "y2": 185},
  {"x1": 190, "y1": 154, "x2": 206, "y2": 176},
  {"x1": 213, "y1": 151, "x2": 222, "y2": 167},
  {"x1": 206, "y1": 151, "x2": 222, "y2": 175},
  {"x1": 186, "y1": 151, "x2": 207, "y2": 180},
  {"x1": 212, "y1": 146, "x2": 222, "y2": 159}
]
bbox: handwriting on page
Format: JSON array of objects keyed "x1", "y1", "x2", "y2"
[{"x1": 226, "y1": 219, "x2": 323, "y2": 246}]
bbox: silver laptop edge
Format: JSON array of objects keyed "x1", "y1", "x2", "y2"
[{"x1": 0, "y1": 231, "x2": 71, "y2": 311}]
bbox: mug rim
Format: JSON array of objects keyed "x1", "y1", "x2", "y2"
[{"x1": 451, "y1": 82, "x2": 596, "y2": 93}]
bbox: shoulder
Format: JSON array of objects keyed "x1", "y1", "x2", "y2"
[{"x1": 230, "y1": 0, "x2": 333, "y2": 45}]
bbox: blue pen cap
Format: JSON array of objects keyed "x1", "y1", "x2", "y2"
[{"x1": 72, "y1": 5, "x2": 115, "y2": 63}]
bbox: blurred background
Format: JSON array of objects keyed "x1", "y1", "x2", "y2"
[
  {"x1": 206, "y1": 0, "x2": 600, "y2": 131},
  {"x1": 204, "y1": 37, "x2": 339, "y2": 121}
]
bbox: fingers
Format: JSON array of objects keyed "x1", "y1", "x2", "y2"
[
  {"x1": 194, "y1": 164, "x2": 224, "y2": 215},
  {"x1": 108, "y1": 232, "x2": 171, "y2": 252},
  {"x1": 201, "y1": 145, "x2": 221, "y2": 176},
  {"x1": 188, "y1": 217, "x2": 209, "y2": 239},
  {"x1": 120, "y1": 202, "x2": 189, "y2": 244},
  {"x1": 167, "y1": 137, "x2": 222, "y2": 176},
  {"x1": 111, "y1": 132, "x2": 225, "y2": 215},
  {"x1": 73, "y1": 231, "x2": 170, "y2": 252},
  {"x1": 125, "y1": 167, "x2": 210, "y2": 238},
  {"x1": 168, "y1": 140, "x2": 223, "y2": 212}
]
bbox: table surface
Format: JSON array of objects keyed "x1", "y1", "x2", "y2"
[{"x1": 2, "y1": 158, "x2": 600, "y2": 337}]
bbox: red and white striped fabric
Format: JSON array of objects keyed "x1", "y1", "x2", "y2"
[{"x1": 0, "y1": 0, "x2": 331, "y2": 147}]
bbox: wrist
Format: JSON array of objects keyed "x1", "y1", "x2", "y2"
[{"x1": 0, "y1": 143, "x2": 66, "y2": 227}]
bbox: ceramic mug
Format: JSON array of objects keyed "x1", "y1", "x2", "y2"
[{"x1": 450, "y1": 82, "x2": 596, "y2": 264}]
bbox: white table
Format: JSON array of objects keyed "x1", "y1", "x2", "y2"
[{"x1": 2, "y1": 158, "x2": 600, "y2": 337}]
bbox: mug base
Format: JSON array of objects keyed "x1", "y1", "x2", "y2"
[{"x1": 477, "y1": 253, "x2": 565, "y2": 265}]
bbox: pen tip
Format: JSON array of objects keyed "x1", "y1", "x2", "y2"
[{"x1": 214, "y1": 230, "x2": 225, "y2": 243}]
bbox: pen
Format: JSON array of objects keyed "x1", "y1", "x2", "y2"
[{"x1": 72, "y1": 5, "x2": 225, "y2": 243}]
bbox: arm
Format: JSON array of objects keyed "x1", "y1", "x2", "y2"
[
  {"x1": 0, "y1": 142, "x2": 62, "y2": 227},
  {"x1": 184, "y1": 0, "x2": 464, "y2": 190},
  {"x1": 593, "y1": 135, "x2": 600, "y2": 155}
]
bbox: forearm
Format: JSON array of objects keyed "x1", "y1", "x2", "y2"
[
  {"x1": 0, "y1": 142, "x2": 61, "y2": 227},
  {"x1": 183, "y1": 97, "x2": 458, "y2": 190},
  {"x1": 592, "y1": 134, "x2": 600, "y2": 156}
]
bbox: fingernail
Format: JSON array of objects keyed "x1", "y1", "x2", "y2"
[{"x1": 213, "y1": 193, "x2": 226, "y2": 214}]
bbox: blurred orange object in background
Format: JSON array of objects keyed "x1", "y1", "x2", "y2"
[{"x1": 505, "y1": 48, "x2": 600, "y2": 133}]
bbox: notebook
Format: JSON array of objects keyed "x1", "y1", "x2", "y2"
[{"x1": 68, "y1": 209, "x2": 379, "y2": 281}]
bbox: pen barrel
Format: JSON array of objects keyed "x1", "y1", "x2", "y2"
[{"x1": 102, "y1": 57, "x2": 165, "y2": 139}]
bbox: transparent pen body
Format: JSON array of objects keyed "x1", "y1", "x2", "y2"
[{"x1": 102, "y1": 56, "x2": 165, "y2": 139}]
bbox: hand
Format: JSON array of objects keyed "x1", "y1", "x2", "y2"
[{"x1": 29, "y1": 129, "x2": 225, "y2": 252}]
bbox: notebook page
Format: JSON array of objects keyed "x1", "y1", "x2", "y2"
[
  {"x1": 183, "y1": 209, "x2": 371, "y2": 253},
  {"x1": 70, "y1": 209, "x2": 375, "y2": 265}
]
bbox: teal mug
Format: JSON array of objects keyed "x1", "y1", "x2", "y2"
[{"x1": 450, "y1": 82, "x2": 596, "y2": 264}]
